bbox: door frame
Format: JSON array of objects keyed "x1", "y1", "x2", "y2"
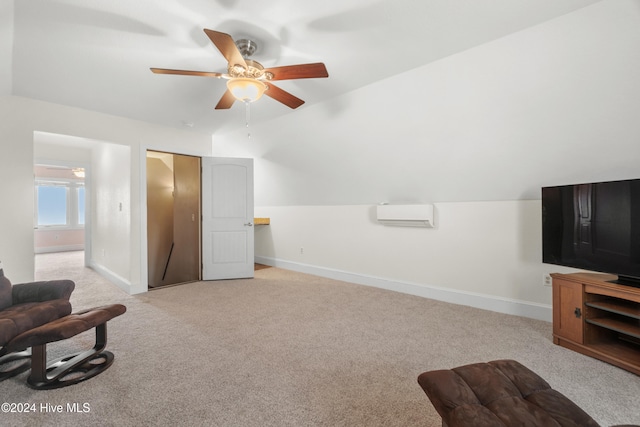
[
  {"x1": 146, "y1": 150, "x2": 202, "y2": 288},
  {"x1": 139, "y1": 145, "x2": 208, "y2": 292}
]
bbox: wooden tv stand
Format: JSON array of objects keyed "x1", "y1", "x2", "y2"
[{"x1": 552, "y1": 272, "x2": 640, "y2": 376}]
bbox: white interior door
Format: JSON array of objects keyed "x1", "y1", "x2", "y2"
[{"x1": 201, "y1": 157, "x2": 254, "y2": 280}]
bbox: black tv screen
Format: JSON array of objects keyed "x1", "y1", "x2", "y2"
[{"x1": 542, "y1": 178, "x2": 640, "y2": 288}]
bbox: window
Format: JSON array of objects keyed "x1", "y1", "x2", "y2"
[
  {"x1": 77, "y1": 186, "x2": 85, "y2": 226},
  {"x1": 35, "y1": 181, "x2": 85, "y2": 228},
  {"x1": 37, "y1": 185, "x2": 67, "y2": 226}
]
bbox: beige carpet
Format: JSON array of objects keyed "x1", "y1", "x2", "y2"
[{"x1": 2, "y1": 251, "x2": 639, "y2": 426}]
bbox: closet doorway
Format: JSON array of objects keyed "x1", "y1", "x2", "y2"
[{"x1": 146, "y1": 151, "x2": 200, "y2": 288}]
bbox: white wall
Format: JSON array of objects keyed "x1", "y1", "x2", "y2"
[
  {"x1": 34, "y1": 133, "x2": 92, "y2": 163},
  {"x1": 214, "y1": 0, "x2": 640, "y2": 320},
  {"x1": 256, "y1": 203, "x2": 542, "y2": 300},
  {"x1": 0, "y1": 0, "x2": 13, "y2": 95},
  {"x1": 252, "y1": 202, "x2": 580, "y2": 321},
  {"x1": 91, "y1": 143, "x2": 131, "y2": 285},
  {"x1": 0, "y1": 95, "x2": 213, "y2": 288}
]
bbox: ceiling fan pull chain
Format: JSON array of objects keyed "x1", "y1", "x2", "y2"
[{"x1": 244, "y1": 100, "x2": 251, "y2": 139}]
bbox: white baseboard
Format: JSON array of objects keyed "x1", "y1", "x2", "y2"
[
  {"x1": 255, "y1": 256, "x2": 552, "y2": 322},
  {"x1": 35, "y1": 244, "x2": 84, "y2": 254},
  {"x1": 88, "y1": 260, "x2": 131, "y2": 294}
]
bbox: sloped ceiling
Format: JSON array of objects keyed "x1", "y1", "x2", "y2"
[
  {"x1": 10, "y1": 0, "x2": 602, "y2": 135},
  {"x1": 213, "y1": 0, "x2": 640, "y2": 206}
]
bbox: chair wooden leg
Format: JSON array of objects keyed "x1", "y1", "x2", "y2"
[{"x1": 27, "y1": 322, "x2": 115, "y2": 390}]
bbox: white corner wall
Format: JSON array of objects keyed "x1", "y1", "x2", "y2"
[{"x1": 215, "y1": 0, "x2": 640, "y2": 321}]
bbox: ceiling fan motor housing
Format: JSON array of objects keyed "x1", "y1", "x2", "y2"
[{"x1": 235, "y1": 39, "x2": 258, "y2": 58}]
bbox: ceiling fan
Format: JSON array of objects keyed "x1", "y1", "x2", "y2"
[{"x1": 151, "y1": 29, "x2": 329, "y2": 110}]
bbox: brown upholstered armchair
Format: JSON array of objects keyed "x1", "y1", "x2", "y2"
[{"x1": 0, "y1": 264, "x2": 75, "y2": 380}]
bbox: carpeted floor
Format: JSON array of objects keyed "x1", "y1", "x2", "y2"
[{"x1": 2, "y1": 251, "x2": 639, "y2": 426}]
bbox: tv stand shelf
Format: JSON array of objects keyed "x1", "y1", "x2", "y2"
[
  {"x1": 586, "y1": 318, "x2": 640, "y2": 340},
  {"x1": 552, "y1": 272, "x2": 640, "y2": 376},
  {"x1": 585, "y1": 300, "x2": 640, "y2": 319}
]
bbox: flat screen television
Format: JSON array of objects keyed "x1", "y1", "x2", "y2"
[{"x1": 542, "y1": 178, "x2": 640, "y2": 288}]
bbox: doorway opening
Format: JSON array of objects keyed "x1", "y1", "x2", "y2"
[
  {"x1": 34, "y1": 163, "x2": 87, "y2": 256},
  {"x1": 146, "y1": 151, "x2": 201, "y2": 288}
]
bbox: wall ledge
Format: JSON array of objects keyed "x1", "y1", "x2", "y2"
[{"x1": 255, "y1": 256, "x2": 552, "y2": 322}]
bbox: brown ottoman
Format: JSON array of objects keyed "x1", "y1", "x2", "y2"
[
  {"x1": 5, "y1": 304, "x2": 126, "y2": 389},
  {"x1": 418, "y1": 359, "x2": 600, "y2": 427}
]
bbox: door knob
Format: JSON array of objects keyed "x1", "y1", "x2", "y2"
[{"x1": 244, "y1": 222, "x2": 253, "y2": 227}]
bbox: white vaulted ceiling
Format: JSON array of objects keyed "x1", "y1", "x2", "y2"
[{"x1": 9, "y1": 0, "x2": 603, "y2": 135}]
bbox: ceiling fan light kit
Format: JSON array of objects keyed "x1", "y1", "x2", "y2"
[
  {"x1": 225, "y1": 56, "x2": 269, "y2": 103},
  {"x1": 227, "y1": 78, "x2": 266, "y2": 103},
  {"x1": 151, "y1": 29, "x2": 328, "y2": 110}
]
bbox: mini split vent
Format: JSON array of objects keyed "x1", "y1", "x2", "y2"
[{"x1": 376, "y1": 204, "x2": 435, "y2": 228}]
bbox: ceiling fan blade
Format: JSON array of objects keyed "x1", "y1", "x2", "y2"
[
  {"x1": 203, "y1": 29, "x2": 247, "y2": 69},
  {"x1": 264, "y1": 63, "x2": 328, "y2": 81},
  {"x1": 215, "y1": 90, "x2": 236, "y2": 110},
  {"x1": 150, "y1": 68, "x2": 224, "y2": 78},
  {"x1": 264, "y1": 83, "x2": 305, "y2": 109}
]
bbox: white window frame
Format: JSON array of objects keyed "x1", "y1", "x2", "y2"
[{"x1": 35, "y1": 179, "x2": 85, "y2": 229}]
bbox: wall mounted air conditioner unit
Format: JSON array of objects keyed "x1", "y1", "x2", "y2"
[{"x1": 376, "y1": 204, "x2": 435, "y2": 228}]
